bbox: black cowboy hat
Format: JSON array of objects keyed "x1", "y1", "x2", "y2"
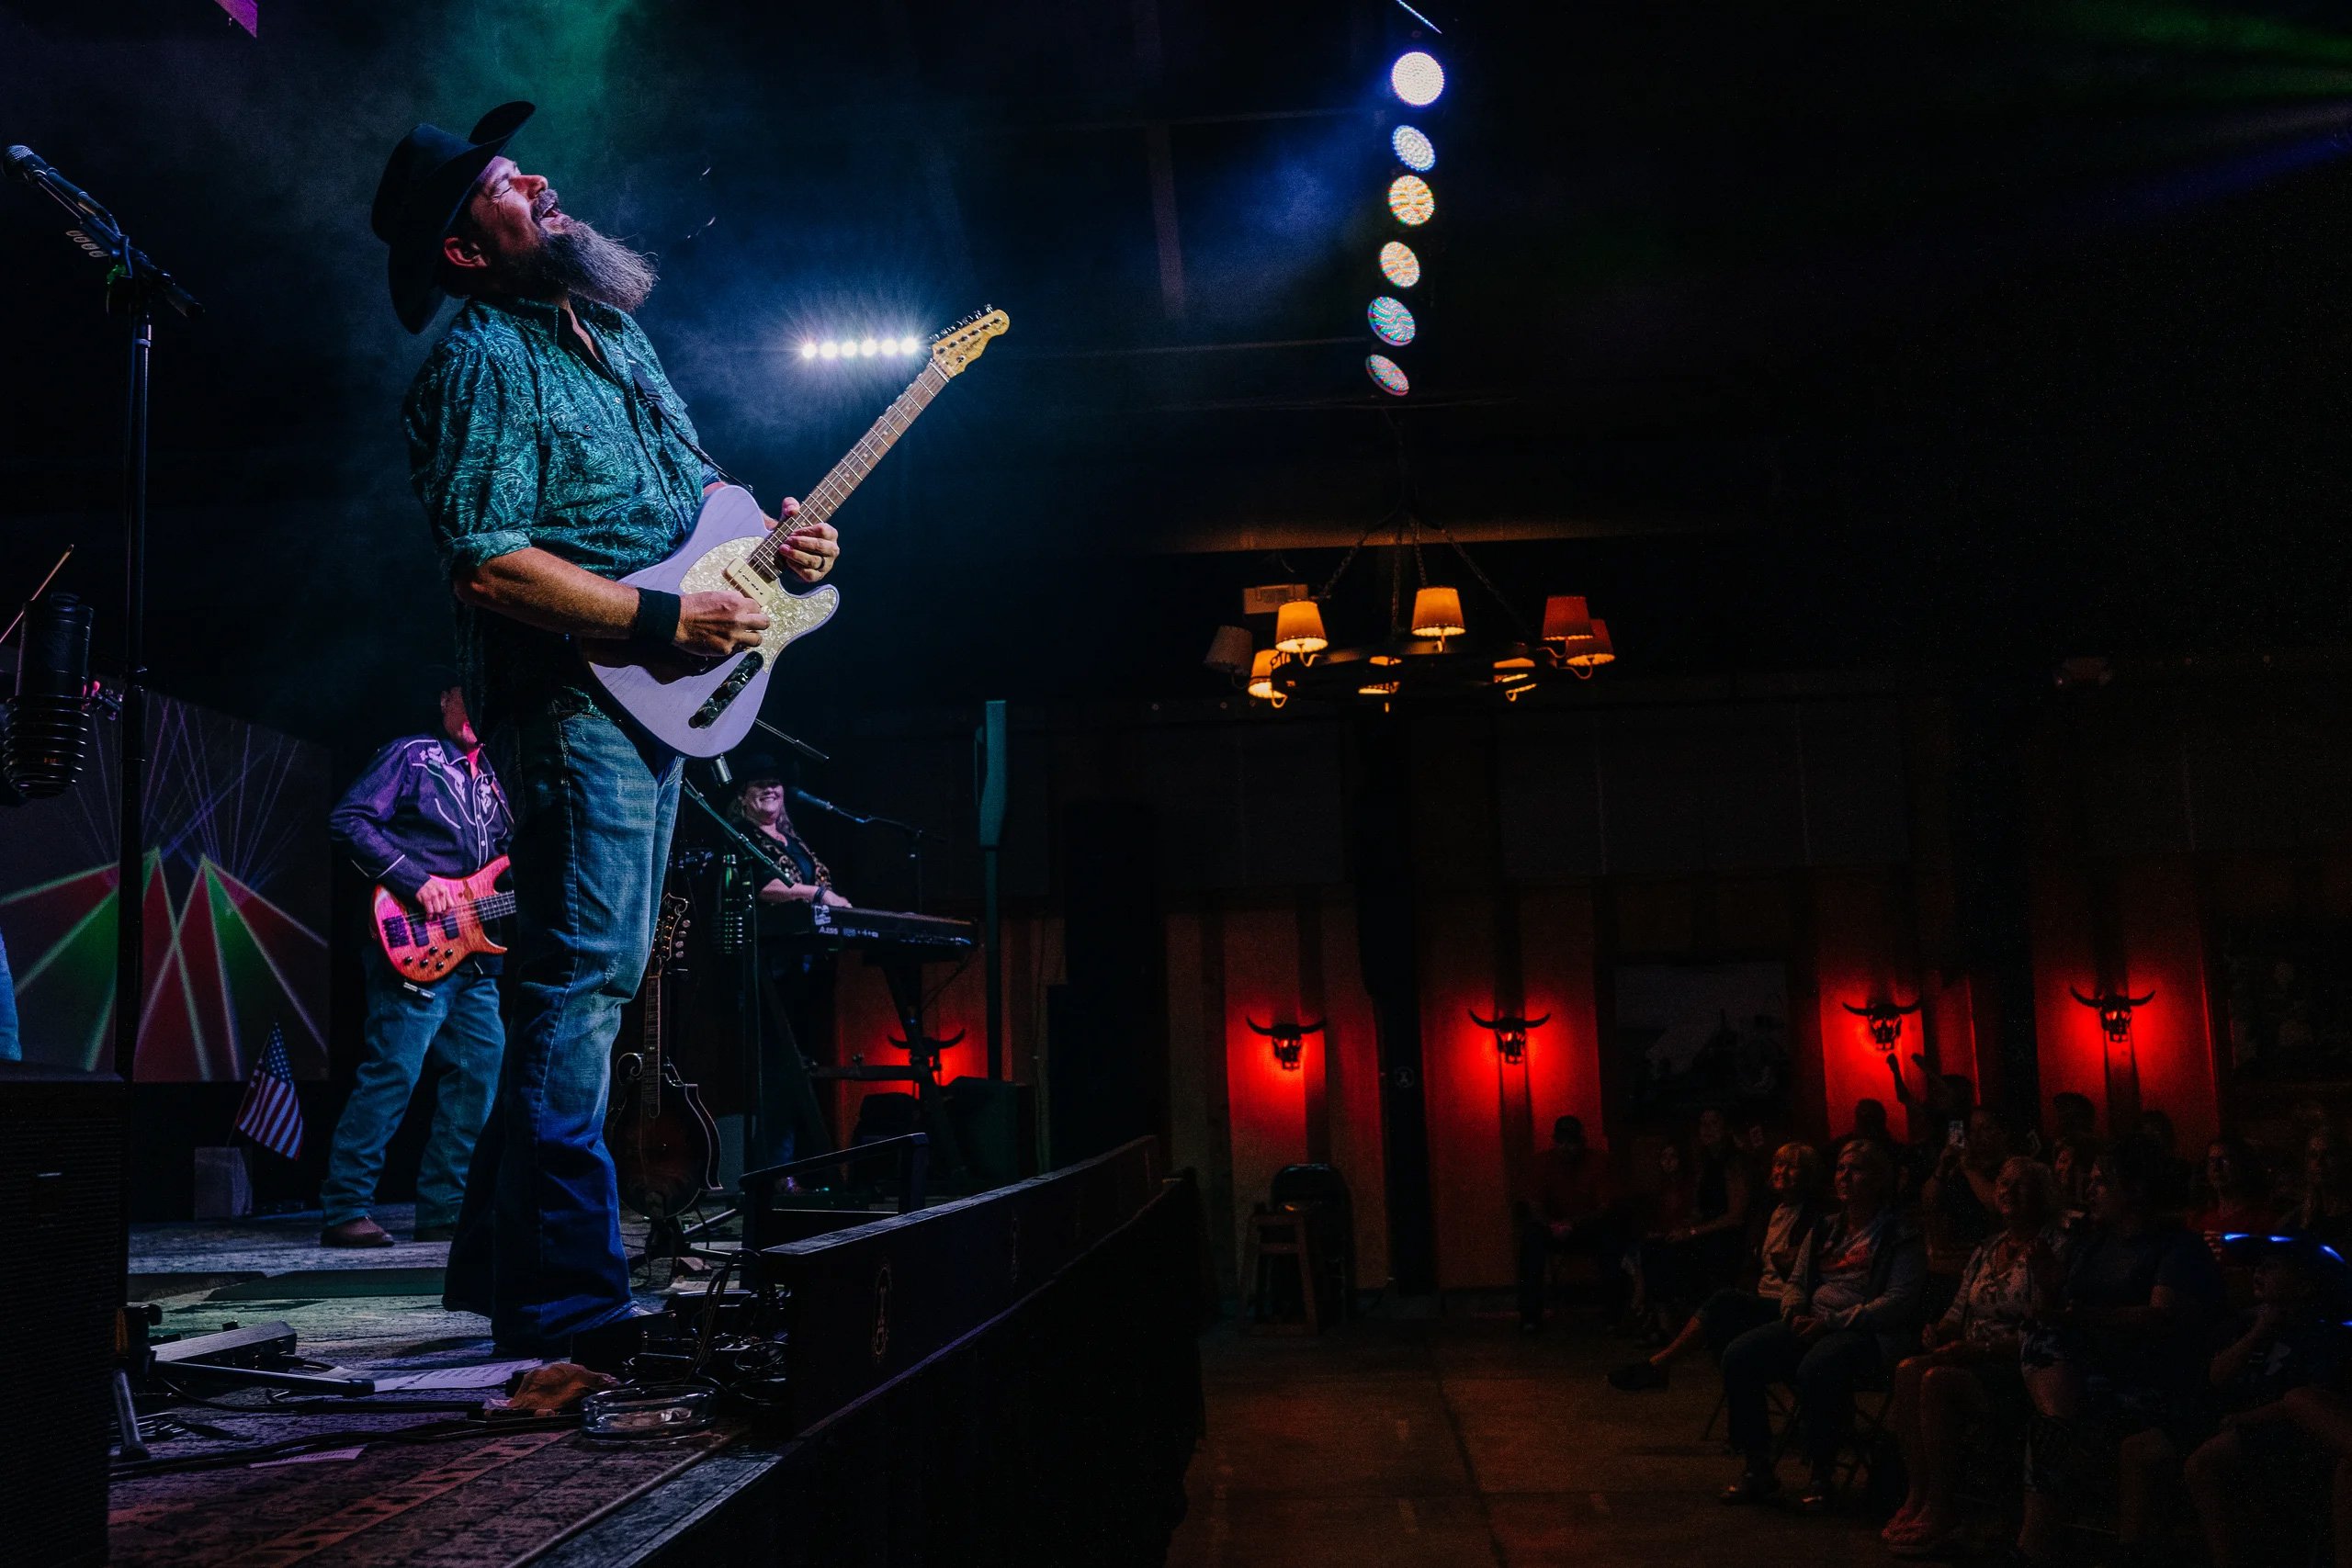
[{"x1": 370, "y1": 101, "x2": 535, "y2": 333}]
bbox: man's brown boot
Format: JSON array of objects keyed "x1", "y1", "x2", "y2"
[{"x1": 320, "y1": 1216, "x2": 395, "y2": 1247}]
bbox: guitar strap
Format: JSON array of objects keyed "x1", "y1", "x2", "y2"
[{"x1": 624, "y1": 354, "x2": 744, "y2": 491}]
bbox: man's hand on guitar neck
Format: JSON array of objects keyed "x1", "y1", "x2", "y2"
[{"x1": 702, "y1": 489, "x2": 840, "y2": 585}]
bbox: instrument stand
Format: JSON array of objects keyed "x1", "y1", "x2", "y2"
[{"x1": 7, "y1": 174, "x2": 201, "y2": 1089}]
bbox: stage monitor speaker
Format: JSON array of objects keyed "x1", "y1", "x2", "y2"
[
  {"x1": 942, "y1": 1076, "x2": 1031, "y2": 1189},
  {"x1": 0, "y1": 1064, "x2": 124, "y2": 1568}
]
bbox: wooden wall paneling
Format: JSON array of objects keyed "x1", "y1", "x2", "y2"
[
  {"x1": 1419, "y1": 889, "x2": 1511, "y2": 1287},
  {"x1": 1516, "y1": 885, "x2": 1606, "y2": 1152},
  {"x1": 1220, "y1": 900, "x2": 1309, "y2": 1271},
  {"x1": 1317, "y1": 892, "x2": 1390, "y2": 1287}
]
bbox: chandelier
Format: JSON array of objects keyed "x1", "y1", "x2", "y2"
[{"x1": 1212, "y1": 510, "x2": 1615, "y2": 711}]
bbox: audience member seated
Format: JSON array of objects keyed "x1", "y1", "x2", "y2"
[
  {"x1": 1515, "y1": 1113, "x2": 1621, "y2": 1333},
  {"x1": 2187, "y1": 1133, "x2": 2278, "y2": 1263},
  {"x1": 2013, "y1": 1138, "x2": 2225, "y2": 1568},
  {"x1": 2050, "y1": 1136, "x2": 2098, "y2": 1229},
  {"x1": 2050, "y1": 1090, "x2": 2098, "y2": 1147},
  {"x1": 2288, "y1": 1129, "x2": 2352, "y2": 1250},
  {"x1": 1634, "y1": 1108, "x2": 1756, "y2": 1333},
  {"x1": 1881, "y1": 1155, "x2": 2064, "y2": 1555},
  {"x1": 2109, "y1": 1235, "x2": 2350, "y2": 1568},
  {"x1": 1921, "y1": 1108, "x2": 2010, "y2": 1278},
  {"x1": 1608, "y1": 1140, "x2": 1824, "y2": 1392},
  {"x1": 2133, "y1": 1107, "x2": 2196, "y2": 1212},
  {"x1": 1716, "y1": 1138, "x2": 1926, "y2": 1513},
  {"x1": 1624, "y1": 1138, "x2": 1695, "y2": 1333}
]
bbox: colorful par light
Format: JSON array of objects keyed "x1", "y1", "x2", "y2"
[
  {"x1": 1367, "y1": 296, "x2": 1416, "y2": 346},
  {"x1": 1388, "y1": 175, "x2": 1434, "y2": 226},
  {"x1": 1364, "y1": 354, "x2": 1410, "y2": 397},
  {"x1": 1390, "y1": 51, "x2": 1445, "y2": 107},
  {"x1": 1391, "y1": 125, "x2": 1436, "y2": 173},
  {"x1": 1379, "y1": 241, "x2": 1422, "y2": 288}
]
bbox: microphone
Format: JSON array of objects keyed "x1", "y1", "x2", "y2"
[
  {"x1": 6, "y1": 145, "x2": 118, "y2": 229},
  {"x1": 788, "y1": 786, "x2": 849, "y2": 818},
  {"x1": 4, "y1": 592, "x2": 97, "y2": 801}
]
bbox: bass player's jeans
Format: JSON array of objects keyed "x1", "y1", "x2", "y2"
[
  {"x1": 320, "y1": 953, "x2": 502, "y2": 1232},
  {"x1": 444, "y1": 686, "x2": 681, "y2": 1351}
]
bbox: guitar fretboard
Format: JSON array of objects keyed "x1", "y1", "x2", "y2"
[
  {"x1": 744, "y1": 361, "x2": 952, "y2": 581},
  {"x1": 379, "y1": 891, "x2": 516, "y2": 947}
]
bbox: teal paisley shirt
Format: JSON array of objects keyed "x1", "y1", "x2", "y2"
[{"x1": 403, "y1": 294, "x2": 722, "y2": 730}]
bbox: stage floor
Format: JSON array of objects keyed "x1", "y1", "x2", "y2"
[{"x1": 116, "y1": 1207, "x2": 741, "y2": 1568}]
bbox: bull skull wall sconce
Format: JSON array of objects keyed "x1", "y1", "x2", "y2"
[
  {"x1": 1248, "y1": 1017, "x2": 1326, "y2": 1072},
  {"x1": 1468, "y1": 1010, "x2": 1548, "y2": 1066},
  {"x1": 1841, "y1": 997, "x2": 1923, "y2": 1053},
  {"x1": 2071, "y1": 986, "x2": 2153, "y2": 1045}
]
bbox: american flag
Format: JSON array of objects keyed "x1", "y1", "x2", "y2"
[{"x1": 234, "y1": 1022, "x2": 304, "y2": 1160}]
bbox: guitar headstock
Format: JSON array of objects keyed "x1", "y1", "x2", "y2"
[
  {"x1": 649, "y1": 893, "x2": 690, "y2": 976},
  {"x1": 930, "y1": 308, "x2": 1010, "y2": 377}
]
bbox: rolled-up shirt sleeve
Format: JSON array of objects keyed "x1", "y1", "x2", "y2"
[
  {"x1": 329, "y1": 743, "x2": 425, "y2": 900},
  {"x1": 405, "y1": 344, "x2": 540, "y2": 577}
]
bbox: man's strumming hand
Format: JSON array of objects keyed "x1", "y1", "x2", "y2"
[
  {"x1": 674, "y1": 592, "x2": 770, "y2": 656},
  {"x1": 415, "y1": 876, "x2": 465, "y2": 916}
]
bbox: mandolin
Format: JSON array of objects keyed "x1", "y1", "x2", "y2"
[
  {"x1": 373, "y1": 856, "x2": 510, "y2": 982},
  {"x1": 606, "y1": 892, "x2": 722, "y2": 1222},
  {"x1": 578, "y1": 308, "x2": 1009, "y2": 757}
]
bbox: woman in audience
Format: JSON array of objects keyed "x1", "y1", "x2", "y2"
[
  {"x1": 2012, "y1": 1139, "x2": 2225, "y2": 1568},
  {"x1": 2288, "y1": 1129, "x2": 2352, "y2": 1249},
  {"x1": 1623, "y1": 1138, "x2": 1695, "y2": 1333},
  {"x1": 2109, "y1": 1236, "x2": 2350, "y2": 1568},
  {"x1": 1881, "y1": 1156, "x2": 2063, "y2": 1554},
  {"x1": 2050, "y1": 1136, "x2": 2098, "y2": 1228},
  {"x1": 2187, "y1": 1133, "x2": 2276, "y2": 1261},
  {"x1": 1608, "y1": 1140, "x2": 1824, "y2": 1391},
  {"x1": 1921, "y1": 1107, "x2": 2009, "y2": 1277},
  {"x1": 1716, "y1": 1138, "x2": 1925, "y2": 1512}
]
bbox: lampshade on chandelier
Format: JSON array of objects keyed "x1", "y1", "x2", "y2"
[{"x1": 1224, "y1": 510, "x2": 1621, "y2": 711}]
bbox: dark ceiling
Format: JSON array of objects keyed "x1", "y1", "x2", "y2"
[{"x1": 6, "y1": 0, "x2": 2352, "y2": 752}]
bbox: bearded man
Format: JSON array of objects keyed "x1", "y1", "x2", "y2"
[{"x1": 369, "y1": 103, "x2": 840, "y2": 1359}]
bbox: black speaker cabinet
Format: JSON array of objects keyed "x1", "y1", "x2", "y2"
[{"x1": 0, "y1": 1064, "x2": 124, "y2": 1567}]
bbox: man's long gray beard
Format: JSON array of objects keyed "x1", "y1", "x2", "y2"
[{"x1": 516, "y1": 218, "x2": 658, "y2": 314}]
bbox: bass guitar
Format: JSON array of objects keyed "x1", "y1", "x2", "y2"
[
  {"x1": 373, "y1": 856, "x2": 511, "y2": 982},
  {"x1": 607, "y1": 892, "x2": 722, "y2": 1222},
  {"x1": 581, "y1": 308, "x2": 1010, "y2": 756}
]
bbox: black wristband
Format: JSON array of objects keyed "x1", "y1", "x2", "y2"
[{"x1": 629, "y1": 588, "x2": 681, "y2": 657}]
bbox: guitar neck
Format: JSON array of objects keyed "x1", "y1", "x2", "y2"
[
  {"x1": 643, "y1": 964, "x2": 662, "y2": 1082},
  {"x1": 743, "y1": 362, "x2": 952, "y2": 578}
]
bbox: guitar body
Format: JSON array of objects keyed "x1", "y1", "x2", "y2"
[
  {"x1": 373, "y1": 855, "x2": 510, "y2": 982},
  {"x1": 580, "y1": 485, "x2": 841, "y2": 758},
  {"x1": 579, "y1": 308, "x2": 1009, "y2": 757},
  {"x1": 606, "y1": 1061, "x2": 724, "y2": 1222},
  {"x1": 606, "y1": 893, "x2": 720, "y2": 1223}
]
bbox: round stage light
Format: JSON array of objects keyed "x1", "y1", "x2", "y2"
[
  {"x1": 900, "y1": 335, "x2": 922, "y2": 355},
  {"x1": 800, "y1": 341, "x2": 818, "y2": 359},
  {"x1": 819, "y1": 341, "x2": 841, "y2": 359},
  {"x1": 1391, "y1": 125, "x2": 1436, "y2": 173},
  {"x1": 859, "y1": 337, "x2": 878, "y2": 357},
  {"x1": 1364, "y1": 354, "x2": 1410, "y2": 397},
  {"x1": 1380, "y1": 241, "x2": 1422, "y2": 288},
  {"x1": 1388, "y1": 175, "x2": 1434, "y2": 227},
  {"x1": 1368, "y1": 296, "x2": 1417, "y2": 346},
  {"x1": 1390, "y1": 51, "x2": 1445, "y2": 107}
]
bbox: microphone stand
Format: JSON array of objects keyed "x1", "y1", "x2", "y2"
[{"x1": 9, "y1": 164, "x2": 202, "y2": 1087}]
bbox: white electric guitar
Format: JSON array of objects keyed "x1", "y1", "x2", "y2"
[{"x1": 582, "y1": 308, "x2": 1009, "y2": 756}]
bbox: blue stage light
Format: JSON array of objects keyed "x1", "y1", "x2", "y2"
[
  {"x1": 1391, "y1": 51, "x2": 1444, "y2": 107},
  {"x1": 1391, "y1": 125, "x2": 1436, "y2": 173}
]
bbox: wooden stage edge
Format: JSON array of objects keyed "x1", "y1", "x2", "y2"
[{"x1": 112, "y1": 1140, "x2": 1198, "y2": 1568}]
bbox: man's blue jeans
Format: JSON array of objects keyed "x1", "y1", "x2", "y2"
[
  {"x1": 445, "y1": 689, "x2": 680, "y2": 1351},
  {"x1": 320, "y1": 954, "x2": 502, "y2": 1230}
]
